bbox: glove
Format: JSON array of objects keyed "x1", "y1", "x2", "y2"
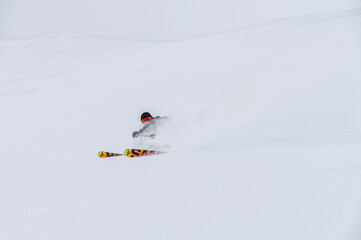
[{"x1": 132, "y1": 131, "x2": 139, "y2": 138}]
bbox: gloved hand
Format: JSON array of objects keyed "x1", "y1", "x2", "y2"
[{"x1": 132, "y1": 131, "x2": 139, "y2": 138}]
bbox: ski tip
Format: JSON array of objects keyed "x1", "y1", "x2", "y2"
[{"x1": 98, "y1": 151, "x2": 106, "y2": 158}]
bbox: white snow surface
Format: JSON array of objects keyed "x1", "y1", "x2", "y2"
[{"x1": 1, "y1": 2, "x2": 361, "y2": 239}]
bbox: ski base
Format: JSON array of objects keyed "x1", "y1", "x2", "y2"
[
  {"x1": 98, "y1": 149, "x2": 163, "y2": 158},
  {"x1": 124, "y1": 149, "x2": 162, "y2": 157},
  {"x1": 98, "y1": 151, "x2": 123, "y2": 158}
]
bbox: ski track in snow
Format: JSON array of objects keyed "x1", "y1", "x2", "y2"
[{"x1": 1, "y1": 7, "x2": 360, "y2": 43}]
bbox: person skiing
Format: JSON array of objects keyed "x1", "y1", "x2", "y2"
[{"x1": 132, "y1": 112, "x2": 170, "y2": 139}]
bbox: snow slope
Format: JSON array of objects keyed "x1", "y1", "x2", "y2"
[
  {"x1": 1, "y1": 3, "x2": 361, "y2": 240},
  {"x1": 1, "y1": 0, "x2": 359, "y2": 34}
]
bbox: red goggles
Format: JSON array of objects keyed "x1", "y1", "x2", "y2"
[{"x1": 141, "y1": 117, "x2": 152, "y2": 123}]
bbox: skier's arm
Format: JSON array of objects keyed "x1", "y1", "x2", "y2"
[
  {"x1": 132, "y1": 116, "x2": 170, "y2": 138},
  {"x1": 132, "y1": 124, "x2": 151, "y2": 138}
]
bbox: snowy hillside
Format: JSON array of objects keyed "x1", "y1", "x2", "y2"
[{"x1": 1, "y1": 1, "x2": 361, "y2": 239}]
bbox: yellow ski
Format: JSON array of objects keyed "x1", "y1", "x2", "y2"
[
  {"x1": 98, "y1": 151, "x2": 124, "y2": 158},
  {"x1": 98, "y1": 149, "x2": 163, "y2": 158},
  {"x1": 124, "y1": 149, "x2": 162, "y2": 157}
]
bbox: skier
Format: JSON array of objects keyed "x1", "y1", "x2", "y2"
[{"x1": 132, "y1": 112, "x2": 170, "y2": 139}]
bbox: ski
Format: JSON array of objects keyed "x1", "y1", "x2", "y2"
[
  {"x1": 98, "y1": 149, "x2": 163, "y2": 158},
  {"x1": 98, "y1": 151, "x2": 124, "y2": 158},
  {"x1": 124, "y1": 148, "x2": 162, "y2": 157}
]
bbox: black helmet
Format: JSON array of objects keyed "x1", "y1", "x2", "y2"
[{"x1": 141, "y1": 112, "x2": 153, "y2": 124}]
